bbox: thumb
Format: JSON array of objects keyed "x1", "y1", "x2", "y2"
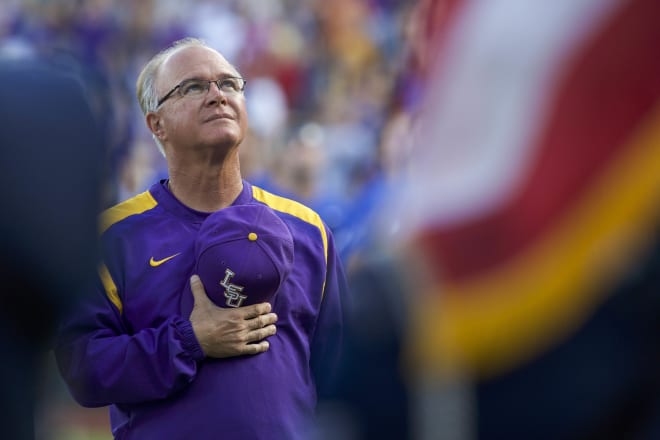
[{"x1": 190, "y1": 274, "x2": 212, "y2": 307}]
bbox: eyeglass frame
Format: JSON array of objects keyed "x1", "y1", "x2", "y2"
[{"x1": 156, "y1": 76, "x2": 246, "y2": 108}]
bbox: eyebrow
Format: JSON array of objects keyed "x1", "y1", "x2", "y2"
[{"x1": 180, "y1": 73, "x2": 241, "y2": 83}]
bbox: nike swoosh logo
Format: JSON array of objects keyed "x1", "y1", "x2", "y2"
[{"x1": 149, "y1": 253, "x2": 181, "y2": 267}]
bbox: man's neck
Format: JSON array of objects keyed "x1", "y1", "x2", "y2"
[{"x1": 167, "y1": 161, "x2": 243, "y2": 213}]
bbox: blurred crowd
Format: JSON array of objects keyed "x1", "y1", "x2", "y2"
[
  {"x1": 5, "y1": 1, "x2": 657, "y2": 439},
  {"x1": 0, "y1": 0, "x2": 424, "y2": 270}
]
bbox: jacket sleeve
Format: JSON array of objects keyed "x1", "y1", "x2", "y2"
[
  {"x1": 54, "y1": 275, "x2": 205, "y2": 407},
  {"x1": 310, "y1": 226, "x2": 349, "y2": 399}
]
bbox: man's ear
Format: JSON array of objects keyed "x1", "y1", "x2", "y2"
[{"x1": 146, "y1": 113, "x2": 165, "y2": 140}]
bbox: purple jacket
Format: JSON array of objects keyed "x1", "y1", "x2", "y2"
[{"x1": 55, "y1": 180, "x2": 347, "y2": 439}]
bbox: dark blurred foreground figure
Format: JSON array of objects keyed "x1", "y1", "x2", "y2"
[{"x1": 0, "y1": 57, "x2": 104, "y2": 439}]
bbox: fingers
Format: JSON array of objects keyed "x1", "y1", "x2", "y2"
[
  {"x1": 189, "y1": 275, "x2": 211, "y2": 306},
  {"x1": 247, "y1": 312, "x2": 278, "y2": 331},
  {"x1": 249, "y1": 323, "x2": 277, "y2": 341},
  {"x1": 242, "y1": 302, "x2": 272, "y2": 319},
  {"x1": 245, "y1": 340, "x2": 270, "y2": 355}
]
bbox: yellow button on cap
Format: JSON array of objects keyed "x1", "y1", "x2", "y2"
[{"x1": 248, "y1": 232, "x2": 258, "y2": 241}]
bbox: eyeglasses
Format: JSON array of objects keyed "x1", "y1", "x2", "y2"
[{"x1": 156, "y1": 76, "x2": 246, "y2": 108}]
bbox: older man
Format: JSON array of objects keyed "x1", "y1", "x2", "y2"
[{"x1": 56, "y1": 38, "x2": 347, "y2": 440}]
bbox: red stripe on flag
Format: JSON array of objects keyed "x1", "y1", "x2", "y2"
[{"x1": 419, "y1": 0, "x2": 660, "y2": 284}]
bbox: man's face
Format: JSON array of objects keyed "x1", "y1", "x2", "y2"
[{"x1": 151, "y1": 46, "x2": 248, "y2": 155}]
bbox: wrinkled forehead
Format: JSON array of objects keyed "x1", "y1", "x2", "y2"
[{"x1": 156, "y1": 46, "x2": 239, "y2": 92}]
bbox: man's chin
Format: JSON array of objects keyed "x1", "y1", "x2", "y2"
[
  {"x1": 204, "y1": 129, "x2": 242, "y2": 147},
  {"x1": 201, "y1": 136, "x2": 242, "y2": 152}
]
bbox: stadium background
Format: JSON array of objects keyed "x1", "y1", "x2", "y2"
[{"x1": 2, "y1": 0, "x2": 659, "y2": 439}]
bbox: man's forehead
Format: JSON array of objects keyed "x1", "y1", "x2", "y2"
[{"x1": 158, "y1": 46, "x2": 236, "y2": 85}]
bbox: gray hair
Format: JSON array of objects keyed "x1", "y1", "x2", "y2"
[{"x1": 136, "y1": 37, "x2": 212, "y2": 115}]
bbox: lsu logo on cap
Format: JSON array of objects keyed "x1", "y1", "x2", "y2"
[{"x1": 220, "y1": 268, "x2": 247, "y2": 307}]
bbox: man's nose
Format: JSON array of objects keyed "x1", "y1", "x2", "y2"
[{"x1": 206, "y1": 81, "x2": 227, "y2": 103}]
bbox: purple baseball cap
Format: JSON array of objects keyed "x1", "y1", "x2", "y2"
[{"x1": 194, "y1": 204, "x2": 294, "y2": 308}]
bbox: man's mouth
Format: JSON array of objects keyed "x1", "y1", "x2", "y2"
[{"x1": 205, "y1": 113, "x2": 233, "y2": 122}]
